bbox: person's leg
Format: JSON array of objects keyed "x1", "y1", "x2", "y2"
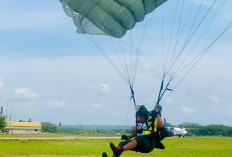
[
  {"x1": 122, "y1": 139, "x2": 137, "y2": 151},
  {"x1": 110, "y1": 139, "x2": 138, "y2": 157}
]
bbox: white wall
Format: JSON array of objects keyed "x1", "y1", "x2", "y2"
[{"x1": 7, "y1": 127, "x2": 41, "y2": 134}]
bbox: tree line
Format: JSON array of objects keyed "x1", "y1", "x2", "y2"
[
  {"x1": 41, "y1": 122, "x2": 232, "y2": 137},
  {"x1": 178, "y1": 123, "x2": 232, "y2": 136},
  {"x1": 0, "y1": 118, "x2": 231, "y2": 136}
]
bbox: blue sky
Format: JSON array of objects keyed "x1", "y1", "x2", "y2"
[{"x1": 0, "y1": 0, "x2": 232, "y2": 126}]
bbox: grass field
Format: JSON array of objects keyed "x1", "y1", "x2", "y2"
[{"x1": 0, "y1": 135, "x2": 232, "y2": 157}]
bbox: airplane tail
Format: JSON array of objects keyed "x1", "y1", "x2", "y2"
[
  {"x1": 163, "y1": 117, "x2": 174, "y2": 137},
  {"x1": 163, "y1": 117, "x2": 168, "y2": 128}
]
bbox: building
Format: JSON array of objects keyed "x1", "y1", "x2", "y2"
[{"x1": 6, "y1": 122, "x2": 41, "y2": 134}]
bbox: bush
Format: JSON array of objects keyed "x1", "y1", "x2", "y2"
[{"x1": 0, "y1": 116, "x2": 7, "y2": 132}]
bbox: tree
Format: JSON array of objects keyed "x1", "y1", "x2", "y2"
[
  {"x1": 0, "y1": 116, "x2": 7, "y2": 132},
  {"x1": 28, "y1": 118, "x2": 32, "y2": 122},
  {"x1": 59, "y1": 122, "x2": 62, "y2": 128},
  {"x1": 41, "y1": 122, "x2": 59, "y2": 133}
]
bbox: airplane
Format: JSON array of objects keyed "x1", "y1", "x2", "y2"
[{"x1": 163, "y1": 118, "x2": 187, "y2": 137}]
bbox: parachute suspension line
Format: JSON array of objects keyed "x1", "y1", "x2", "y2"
[
  {"x1": 156, "y1": 78, "x2": 164, "y2": 105},
  {"x1": 176, "y1": 1, "x2": 194, "y2": 46},
  {"x1": 86, "y1": 35, "x2": 129, "y2": 84},
  {"x1": 168, "y1": 0, "x2": 185, "y2": 78},
  {"x1": 114, "y1": 12, "x2": 132, "y2": 86},
  {"x1": 132, "y1": 8, "x2": 155, "y2": 87},
  {"x1": 163, "y1": 1, "x2": 195, "y2": 79},
  {"x1": 117, "y1": 39, "x2": 132, "y2": 85},
  {"x1": 124, "y1": 97, "x2": 132, "y2": 127},
  {"x1": 159, "y1": 0, "x2": 223, "y2": 104},
  {"x1": 166, "y1": 0, "x2": 217, "y2": 79},
  {"x1": 161, "y1": 20, "x2": 232, "y2": 105},
  {"x1": 161, "y1": 0, "x2": 165, "y2": 75},
  {"x1": 181, "y1": 0, "x2": 204, "y2": 48},
  {"x1": 130, "y1": 27, "x2": 138, "y2": 87},
  {"x1": 170, "y1": 0, "x2": 218, "y2": 76},
  {"x1": 129, "y1": 30, "x2": 134, "y2": 87},
  {"x1": 164, "y1": 0, "x2": 181, "y2": 77},
  {"x1": 172, "y1": 1, "x2": 194, "y2": 58},
  {"x1": 170, "y1": 0, "x2": 219, "y2": 79},
  {"x1": 165, "y1": 0, "x2": 204, "y2": 75},
  {"x1": 174, "y1": 20, "x2": 232, "y2": 86},
  {"x1": 109, "y1": 37, "x2": 130, "y2": 83},
  {"x1": 112, "y1": 4, "x2": 148, "y2": 87},
  {"x1": 131, "y1": 49, "x2": 140, "y2": 87},
  {"x1": 172, "y1": 0, "x2": 229, "y2": 78}
]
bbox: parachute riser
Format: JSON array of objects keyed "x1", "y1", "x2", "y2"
[
  {"x1": 156, "y1": 79, "x2": 164, "y2": 104},
  {"x1": 129, "y1": 85, "x2": 137, "y2": 110},
  {"x1": 156, "y1": 79, "x2": 173, "y2": 105}
]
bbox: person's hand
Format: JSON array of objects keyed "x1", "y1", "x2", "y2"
[
  {"x1": 154, "y1": 104, "x2": 162, "y2": 116},
  {"x1": 121, "y1": 135, "x2": 129, "y2": 140}
]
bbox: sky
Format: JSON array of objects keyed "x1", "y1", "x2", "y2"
[{"x1": 0, "y1": 0, "x2": 232, "y2": 126}]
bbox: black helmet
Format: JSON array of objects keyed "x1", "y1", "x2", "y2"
[{"x1": 136, "y1": 105, "x2": 148, "y2": 120}]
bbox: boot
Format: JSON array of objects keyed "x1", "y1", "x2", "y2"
[
  {"x1": 102, "y1": 152, "x2": 108, "y2": 157},
  {"x1": 110, "y1": 142, "x2": 123, "y2": 157}
]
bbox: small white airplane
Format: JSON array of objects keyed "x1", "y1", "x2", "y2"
[
  {"x1": 164, "y1": 118, "x2": 188, "y2": 137},
  {"x1": 170, "y1": 127, "x2": 187, "y2": 137}
]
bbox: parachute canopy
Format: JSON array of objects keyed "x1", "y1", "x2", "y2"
[
  {"x1": 60, "y1": 0, "x2": 167, "y2": 38},
  {"x1": 60, "y1": 0, "x2": 232, "y2": 107}
]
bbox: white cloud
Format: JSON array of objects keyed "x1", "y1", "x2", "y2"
[
  {"x1": 165, "y1": 97, "x2": 174, "y2": 104},
  {"x1": 181, "y1": 106, "x2": 196, "y2": 115},
  {"x1": 112, "y1": 112, "x2": 123, "y2": 117},
  {"x1": 49, "y1": 100, "x2": 66, "y2": 107},
  {"x1": 0, "y1": 54, "x2": 231, "y2": 125},
  {"x1": 14, "y1": 87, "x2": 38, "y2": 99},
  {"x1": 211, "y1": 103, "x2": 223, "y2": 116},
  {"x1": 98, "y1": 84, "x2": 110, "y2": 94},
  {"x1": 0, "y1": 9, "x2": 66, "y2": 31},
  {"x1": 209, "y1": 96, "x2": 221, "y2": 104},
  {"x1": 0, "y1": 77, "x2": 3, "y2": 90},
  {"x1": 91, "y1": 103, "x2": 103, "y2": 108},
  {"x1": 228, "y1": 110, "x2": 232, "y2": 116}
]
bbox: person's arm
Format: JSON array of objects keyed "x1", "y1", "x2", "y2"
[
  {"x1": 121, "y1": 130, "x2": 137, "y2": 140},
  {"x1": 128, "y1": 130, "x2": 137, "y2": 139}
]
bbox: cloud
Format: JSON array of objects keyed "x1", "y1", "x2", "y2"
[
  {"x1": 209, "y1": 96, "x2": 221, "y2": 104},
  {"x1": 49, "y1": 100, "x2": 66, "y2": 107},
  {"x1": 91, "y1": 103, "x2": 103, "y2": 108},
  {"x1": 181, "y1": 106, "x2": 196, "y2": 115},
  {"x1": 0, "y1": 77, "x2": 3, "y2": 90},
  {"x1": 14, "y1": 87, "x2": 38, "y2": 99},
  {"x1": 112, "y1": 112, "x2": 123, "y2": 117},
  {"x1": 228, "y1": 110, "x2": 232, "y2": 116},
  {"x1": 0, "y1": 9, "x2": 66, "y2": 31},
  {"x1": 98, "y1": 84, "x2": 110, "y2": 94},
  {"x1": 165, "y1": 97, "x2": 174, "y2": 104}
]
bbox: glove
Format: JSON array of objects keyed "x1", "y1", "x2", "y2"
[{"x1": 121, "y1": 135, "x2": 129, "y2": 140}]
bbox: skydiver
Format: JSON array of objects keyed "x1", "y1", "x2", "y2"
[{"x1": 102, "y1": 104, "x2": 170, "y2": 157}]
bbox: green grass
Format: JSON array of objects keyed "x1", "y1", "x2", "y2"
[
  {"x1": 0, "y1": 133, "x2": 75, "y2": 138},
  {"x1": 0, "y1": 136, "x2": 232, "y2": 156}
]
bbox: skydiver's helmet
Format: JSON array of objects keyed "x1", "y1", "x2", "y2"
[{"x1": 136, "y1": 105, "x2": 149, "y2": 121}]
